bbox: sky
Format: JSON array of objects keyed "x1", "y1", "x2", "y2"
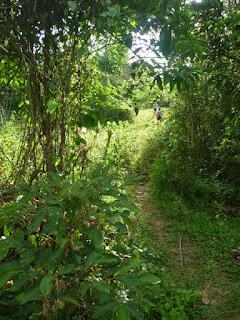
[{"x1": 129, "y1": 32, "x2": 167, "y2": 66}]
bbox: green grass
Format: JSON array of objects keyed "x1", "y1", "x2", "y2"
[
  {"x1": 2, "y1": 109, "x2": 240, "y2": 319},
  {"x1": 0, "y1": 118, "x2": 22, "y2": 184},
  {"x1": 0, "y1": 109, "x2": 158, "y2": 183},
  {"x1": 108, "y1": 109, "x2": 240, "y2": 319},
  {"x1": 87, "y1": 109, "x2": 160, "y2": 173},
  {"x1": 109, "y1": 109, "x2": 159, "y2": 168},
  {"x1": 151, "y1": 192, "x2": 240, "y2": 319}
]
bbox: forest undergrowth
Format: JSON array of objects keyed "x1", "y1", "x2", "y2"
[
  {"x1": 0, "y1": 110, "x2": 197, "y2": 320},
  {"x1": 1, "y1": 2, "x2": 240, "y2": 319},
  {"x1": 105, "y1": 109, "x2": 240, "y2": 320},
  {"x1": 1, "y1": 108, "x2": 240, "y2": 320}
]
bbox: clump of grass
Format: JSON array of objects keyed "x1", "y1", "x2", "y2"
[
  {"x1": 0, "y1": 118, "x2": 23, "y2": 184},
  {"x1": 150, "y1": 191, "x2": 240, "y2": 319}
]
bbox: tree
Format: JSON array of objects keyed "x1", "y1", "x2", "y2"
[
  {"x1": 0, "y1": 0, "x2": 137, "y2": 179},
  {"x1": 1, "y1": 0, "x2": 228, "y2": 182}
]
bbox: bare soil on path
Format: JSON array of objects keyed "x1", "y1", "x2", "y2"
[{"x1": 134, "y1": 181, "x2": 240, "y2": 320}]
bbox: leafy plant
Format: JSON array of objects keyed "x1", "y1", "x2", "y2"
[{"x1": 0, "y1": 168, "x2": 193, "y2": 319}]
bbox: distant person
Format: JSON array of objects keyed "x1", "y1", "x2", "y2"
[{"x1": 152, "y1": 102, "x2": 163, "y2": 121}]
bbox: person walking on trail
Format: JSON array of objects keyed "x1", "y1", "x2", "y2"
[{"x1": 153, "y1": 102, "x2": 163, "y2": 121}]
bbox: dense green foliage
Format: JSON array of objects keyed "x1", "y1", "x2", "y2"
[
  {"x1": 147, "y1": 6, "x2": 240, "y2": 209},
  {"x1": 0, "y1": 149, "x2": 195, "y2": 319},
  {"x1": 0, "y1": 0, "x2": 240, "y2": 319}
]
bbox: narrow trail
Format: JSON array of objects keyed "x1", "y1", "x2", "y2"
[
  {"x1": 107, "y1": 109, "x2": 240, "y2": 319},
  {"x1": 135, "y1": 181, "x2": 199, "y2": 274},
  {"x1": 134, "y1": 180, "x2": 239, "y2": 320},
  {"x1": 135, "y1": 182, "x2": 167, "y2": 243}
]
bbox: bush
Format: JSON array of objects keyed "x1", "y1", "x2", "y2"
[
  {"x1": 97, "y1": 105, "x2": 133, "y2": 124},
  {"x1": 143, "y1": 85, "x2": 240, "y2": 209},
  {"x1": 0, "y1": 168, "x2": 193, "y2": 319}
]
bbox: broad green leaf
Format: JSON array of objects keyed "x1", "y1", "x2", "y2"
[
  {"x1": 20, "y1": 249, "x2": 35, "y2": 265},
  {"x1": 115, "y1": 258, "x2": 140, "y2": 276},
  {"x1": 14, "y1": 229, "x2": 24, "y2": 241},
  {"x1": 34, "y1": 247, "x2": 51, "y2": 268},
  {"x1": 93, "y1": 281, "x2": 111, "y2": 294},
  {"x1": 113, "y1": 4, "x2": 120, "y2": 16},
  {"x1": 116, "y1": 304, "x2": 130, "y2": 320},
  {"x1": 77, "y1": 46, "x2": 88, "y2": 59},
  {"x1": 116, "y1": 275, "x2": 138, "y2": 288},
  {"x1": 108, "y1": 6, "x2": 118, "y2": 18},
  {"x1": 93, "y1": 302, "x2": 117, "y2": 319},
  {"x1": 114, "y1": 222, "x2": 128, "y2": 233},
  {"x1": 47, "y1": 206, "x2": 63, "y2": 216},
  {"x1": 48, "y1": 241, "x2": 67, "y2": 266},
  {"x1": 61, "y1": 296, "x2": 80, "y2": 306},
  {"x1": 116, "y1": 194, "x2": 139, "y2": 212},
  {"x1": 101, "y1": 5, "x2": 121, "y2": 18},
  {"x1": 108, "y1": 4, "x2": 120, "y2": 18},
  {"x1": 139, "y1": 273, "x2": 161, "y2": 284},
  {"x1": 0, "y1": 240, "x2": 9, "y2": 260},
  {"x1": 42, "y1": 214, "x2": 58, "y2": 234},
  {"x1": 0, "y1": 270, "x2": 22, "y2": 288},
  {"x1": 17, "y1": 286, "x2": 42, "y2": 304},
  {"x1": 67, "y1": 0, "x2": 77, "y2": 11},
  {"x1": 86, "y1": 252, "x2": 103, "y2": 266},
  {"x1": 163, "y1": 72, "x2": 171, "y2": 86},
  {"x1": 47, "y1": 100, "x2": 58, "y2": 114},
  {"x1": 159, "y1": 27, "x2": 172, "y2": 57},
  {"x1": 89, "y1": 229, "x2": 103, "y2": 249},
  {"x1": 79, "y1": 281, "x2": 92, "y2": 297},
  {"x1": 155, "y1": 75, "x2": 163, "y2": 90},
  {"x1": 9, "y1": 272, "x2": 37, "y2": 292},
  {"x1": 123, "y1": 34, "x2": 133, "y2": 49},
  {"x1": 28, "y1": 210, "x2": 45, "y2": 233},
  {"x1": 86, "y1": 252, "x2": 119, "y2": 266},
  {"x1": 58, "y1": 264, "x2": 81, "y2": 275},
  {"x1": 0, "y1": 261, "x2": 22, "y2": 272},
  {"x1": 40, "y1": 274, "x2": 53, "y2": 295},
  {"x1": 127, "y1": 303, "x2": 145, "y2": 319},
  {"x1": 99, "y1": 11, "x2": 108, "y2": 17}
]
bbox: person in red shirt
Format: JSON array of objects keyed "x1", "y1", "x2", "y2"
[{"x1": 153, "y1": 102, "x2": 163, "y2": 121}]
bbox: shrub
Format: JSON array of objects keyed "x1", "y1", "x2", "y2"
[
  {"x1": 97, "y1": 105, "x2": 133, "y2": 124},
  {"x1": 0, "y1": 168, "x2": 194, "y2": 319},
  {"x1": 150, "y1": 151, "x2": 224, "y2": 209}
]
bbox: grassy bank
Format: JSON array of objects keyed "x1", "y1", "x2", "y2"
[
  {"x1": 111, "y1": 109, "x2": 240, "y2": 319},
  {"x1": 1, "y1": 109, "x2": 239, "y2": 319},
  {"x1": 151, "y1": 193, "x2": 240, "y2": 319}
]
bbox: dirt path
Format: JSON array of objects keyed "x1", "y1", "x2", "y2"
[
  {"x1": 135, "y1": 182, "x2": 167, "y2": 243},
  {"x1": 115, "y1": 109, "x2": 240, "y2": 319},
  {"x1": 135, "y1": 181, "x2": 199, "y2": 272},
  {"x1": 134, "y1": 181, "x2": 240, "y2": 320}
]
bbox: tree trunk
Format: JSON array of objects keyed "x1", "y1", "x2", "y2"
[{"x1": 42, "y1": 27, "x2": 56, "y2": 176}]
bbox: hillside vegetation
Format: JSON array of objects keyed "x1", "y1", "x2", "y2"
[{"x1": 0, "y1": 1, "x2": 240, "y2": 319}]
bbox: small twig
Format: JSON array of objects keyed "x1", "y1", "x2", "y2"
[
  {"x1": 0, "y1": 44, "x2": 9, "y2": 53},
  {"x1": 0, "y1": 59, "x2": 21, "y2": 95},
  {"x1": 103, "y1": 129, "x2": 113, "y2": 157},
  {"x1": 0, "y1": 143, "x2": 15, "y2": 168},
  {"x1": 179, "y1": 237, "x2": 184, "y2": 267},
  {"x1": 0, "y1": 140, "x2": 27, "y2": 184}
]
